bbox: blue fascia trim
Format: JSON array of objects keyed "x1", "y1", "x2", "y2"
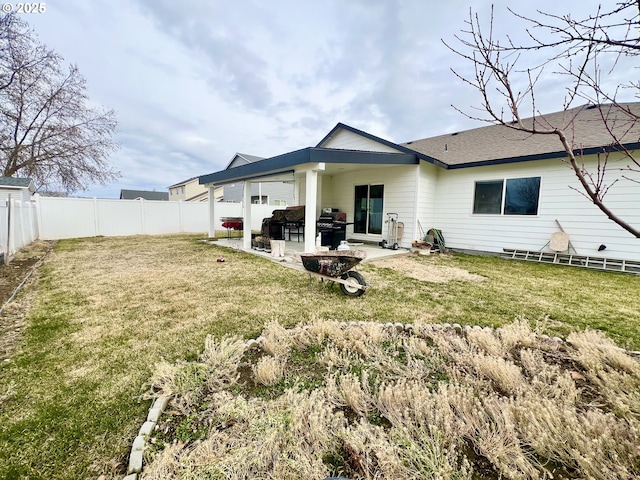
[
  {"x1": 317, "y1": 122, "x2": 445, "y2": 167},
  {"x1": 200, "y1": 148, "x2": 312, "y2": 185},
  {"x1": 447, "y1": 142, "x2": 640, "y2": 170},
  {"x1": 199, "y1": 147, "x2": 418, "y2": 185},
  {"x1": 310, "y1": 148, "x2": 416, "y2": 165}
]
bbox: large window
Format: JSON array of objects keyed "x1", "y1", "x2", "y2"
[
  {"x1": 473, "y1": 177, "x2": 541, "y2": 215},
  {"x1": 473, "y1": 181, "x2": 503, "y2": 214},
  {"x1": 354, "y1": 184, "x2": 384, "y2": 234}
]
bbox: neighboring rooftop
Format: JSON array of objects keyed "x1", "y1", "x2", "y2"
[
  {"x1": 119, "y1": 189, "x2": 169, "y2": 201},
  {"x1": 168, "y1": 176, "x2": 200, "y2": 189},
  {"x1": 402, "y1": 103, "x2": 640, "y2": 168},
  {"x1": 0, "y1": 177, "x2": 35, "y2": 189}
]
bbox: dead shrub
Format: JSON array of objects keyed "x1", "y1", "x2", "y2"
[
  {"x1": 260, "y1": 320, "x2": 293, "y2": 358},
  {"x1": 148, "y1": 360, "x2": 209, "y2": 415},
  {"x1": 252, "y1": 355, "x2": 286, "y2": 386},
  {"x1": 144, "y1": 319, "x2": 640, "y2": 479},
  {"x1": 466, "y1": 328, "x2": 505, "y2": 357}
]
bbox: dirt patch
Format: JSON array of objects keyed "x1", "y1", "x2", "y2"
[
  {"x1": 0, "y1": 241, "x2": 54, "y2": 359},
  {"x1": 373, "y1": 254, "x2": 486, "y2": 283}
]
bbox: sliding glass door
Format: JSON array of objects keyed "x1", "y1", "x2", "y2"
[{"x1": 354, "y1": 184, "x2": 384, "y2": 235}]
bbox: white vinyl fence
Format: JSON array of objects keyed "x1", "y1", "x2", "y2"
[
  {"x1": 35, "y1": 195, "x2": 278, "y2": 240},
  {"x1": 0, "y1": 197, "x2": 39, "y2": 257}
]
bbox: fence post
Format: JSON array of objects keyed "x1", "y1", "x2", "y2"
[
  {"x1": 18, "y1": 200, "x2": 26, "y2": 249},
  {"x1": 140, "y1": 198, "x2": 146, "y2": 235},
  {"x1": 5, "y1": 194, "x2": 11, "y2": 264},
  {"x1": 34, "y1": 193, "x2": 44, "y2": 241},
  {"x1": 93, "y1": 197, "x2": 101, "y2": 236},
  {"x1": 28, "y1": 198, "x2": 37, "y2": 242}
]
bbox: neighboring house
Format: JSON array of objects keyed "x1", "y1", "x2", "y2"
[
  {"x1": 168, "y1": 176, "x2": 219, "y2": 202},
  {"x1": 221, "y1": 153, "x2": 294, "y2": 205},
  {"x1": 0, "y1": 177, "x2": 36, "y2": 202},
  {"x1": 199, "y1": 103, "x2": 640, "y2": 261},
  {"x1": 119, "y1": 189, "x2": 169, "y2": 201}
]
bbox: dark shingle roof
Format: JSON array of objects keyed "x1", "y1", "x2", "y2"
[
  {"x1": 0, "y1": 177, "x2": 34, "y2": 188},
  {"x1": 119, "y1": 189, "x2": 169, "y2": 201},
  {"x1": 238, "y1": 153, "x2": 264, "y2": 163},
  {"x1": 402, "y1": 103, "x2": 640, "y2": 168}
]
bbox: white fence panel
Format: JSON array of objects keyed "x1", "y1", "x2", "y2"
[
  {"x1": 143, "y1": 200, "x2": 181, "y2": 235},
  {"x1": 182, "y1": 203, "x2": 209, "y2": 232},
  {"x1": 36, "y1": 196, "x2": 280, "y2": 240},
  {"x1": 96, "y1": 199, "x2": 144, "y2": 237},
  {"x1": 0, "y1": 198, "x2": 39, "y2": 256},
  {"x1": 38, "y1": 196, "x2": 98, "y2": 239}
]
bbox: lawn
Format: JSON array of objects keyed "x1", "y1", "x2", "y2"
[{"x1": 0, "y1": 234, "x2": 638, "y2": 479}]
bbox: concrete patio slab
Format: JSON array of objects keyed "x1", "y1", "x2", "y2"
[{"x1": 213, "y1": 237, "x2": 409, "y2": 262}]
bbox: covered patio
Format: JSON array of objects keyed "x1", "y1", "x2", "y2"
[{"x1": 199, "y1": 146, "x2": 422, "y2": 254}]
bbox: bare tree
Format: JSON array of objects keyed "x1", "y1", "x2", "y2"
[
  {"x1": 444, "y1": 2, "x2": 640, "y2": 238},
  {"x1": 0, "y1": 13, "x2": 119, "y2": 193}
]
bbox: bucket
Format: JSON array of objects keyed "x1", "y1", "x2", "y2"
[{"x1": 337, "y1": 240, "x2": 350, "y2": 251}]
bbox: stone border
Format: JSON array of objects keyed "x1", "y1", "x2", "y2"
[
  {"x1": 123, "y1": 395, "x2": 170, "y2": 478},
  {"x1": 123, "y1": 321, "x2": 640, "y2": 478}
]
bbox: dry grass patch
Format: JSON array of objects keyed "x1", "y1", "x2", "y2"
[
  {"x1": 144, "y1": 319, "x2": 640, "y2": 479},
  {"x1": 371, "y1": 254, "x2": 486, "y2": 283}
]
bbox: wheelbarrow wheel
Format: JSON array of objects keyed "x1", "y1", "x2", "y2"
[{"x1": 340, "y1": 271, "x2": 366, "y2": 297}]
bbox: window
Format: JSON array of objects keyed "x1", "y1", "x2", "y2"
[
  {"x1": 473, "y1": 177, "x2": 541, "y2": 215},
  {"x1": 473, "y1": 181, "x2": 503, "y2": 214},
  {"x1": 504, "y1": 177, "x2": 541, "y2": 215},
  {"x1": 354, "y1": 184, "x2": 384, "y2": 234}
]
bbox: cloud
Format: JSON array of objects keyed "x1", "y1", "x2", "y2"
[{"x1": 20, "y1": 0, "x2": 639, "y2": 198}]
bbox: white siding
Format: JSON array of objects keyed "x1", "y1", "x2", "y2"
[
  {"x1": 432, "y1": 155, "x2": 640, "y2": 261},
  {"x1": 323, "y1": 165, "x2": 417, "y2": 248},
  {"x1": 227, "y1": 157, "x2": 249, "y2": 169},
  {"x1": 415, "y1": 161, "x2": 440, "y2": 238},
  {"x1": 0, "y1": 187, "x2": 31, "y2": 203},
  {"x1": 320, "y1": 129, "x2": 403, "y2": 153}
]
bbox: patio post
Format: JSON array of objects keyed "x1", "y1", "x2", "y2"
[
  {"x1": 304, "y1": 166, "x2": 321, "y2": 253},
  {"x1": 243, "y1": 180, "x2": 252, "y2": 250}
]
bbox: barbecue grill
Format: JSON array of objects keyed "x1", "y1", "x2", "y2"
[{"x1": 317, "y1": 211, "x2": 350, "y2": 249}]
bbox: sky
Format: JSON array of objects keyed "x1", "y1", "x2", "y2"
[{"x1": 19, "y1": 0, "x2": 638, "y2": 198}]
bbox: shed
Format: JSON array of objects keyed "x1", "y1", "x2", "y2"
[{"x1": 0, "y1": 177, "x2": 36, "y2": 203}]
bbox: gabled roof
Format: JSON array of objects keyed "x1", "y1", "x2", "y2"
[
  {"x1": 224, "y1": 153, "x2": 265, "y2": 170},
  {"x1": 317, "y1": 122, "x2": 445, "y2": 167},
  {"x1": 119, "y1": 189, "x2": 169, "y2": 201},
  {"x1": 402, "y1": 103, "x2": 640, "y2": 168},
  {"x1": 0, "y1": 177, "x2": 35, "y2": 190}
]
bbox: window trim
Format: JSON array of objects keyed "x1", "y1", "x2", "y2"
[{"x1": 472, "y1": 176, "x2": 541, "y2": 216}]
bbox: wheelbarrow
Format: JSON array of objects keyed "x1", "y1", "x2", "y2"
[{"x1": 299, "y1": 250, "x2": 368, "y2": 296}]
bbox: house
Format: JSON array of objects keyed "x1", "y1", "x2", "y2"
[
  {"x1": 221, "y1": 153, "x2": 294, "y2": 206},
  {"x1": 168, "y1": 176, "x2": 218, "y2": 202},
  {"x1": 199, "y1": 103, "x2": 640, "y2": 261},
  {"x1": 0, "y1": 177, "x2": 36, "y2": 202},
  {"x1": 119, "y1": 189, "x2": 169, "y2": 201}
]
